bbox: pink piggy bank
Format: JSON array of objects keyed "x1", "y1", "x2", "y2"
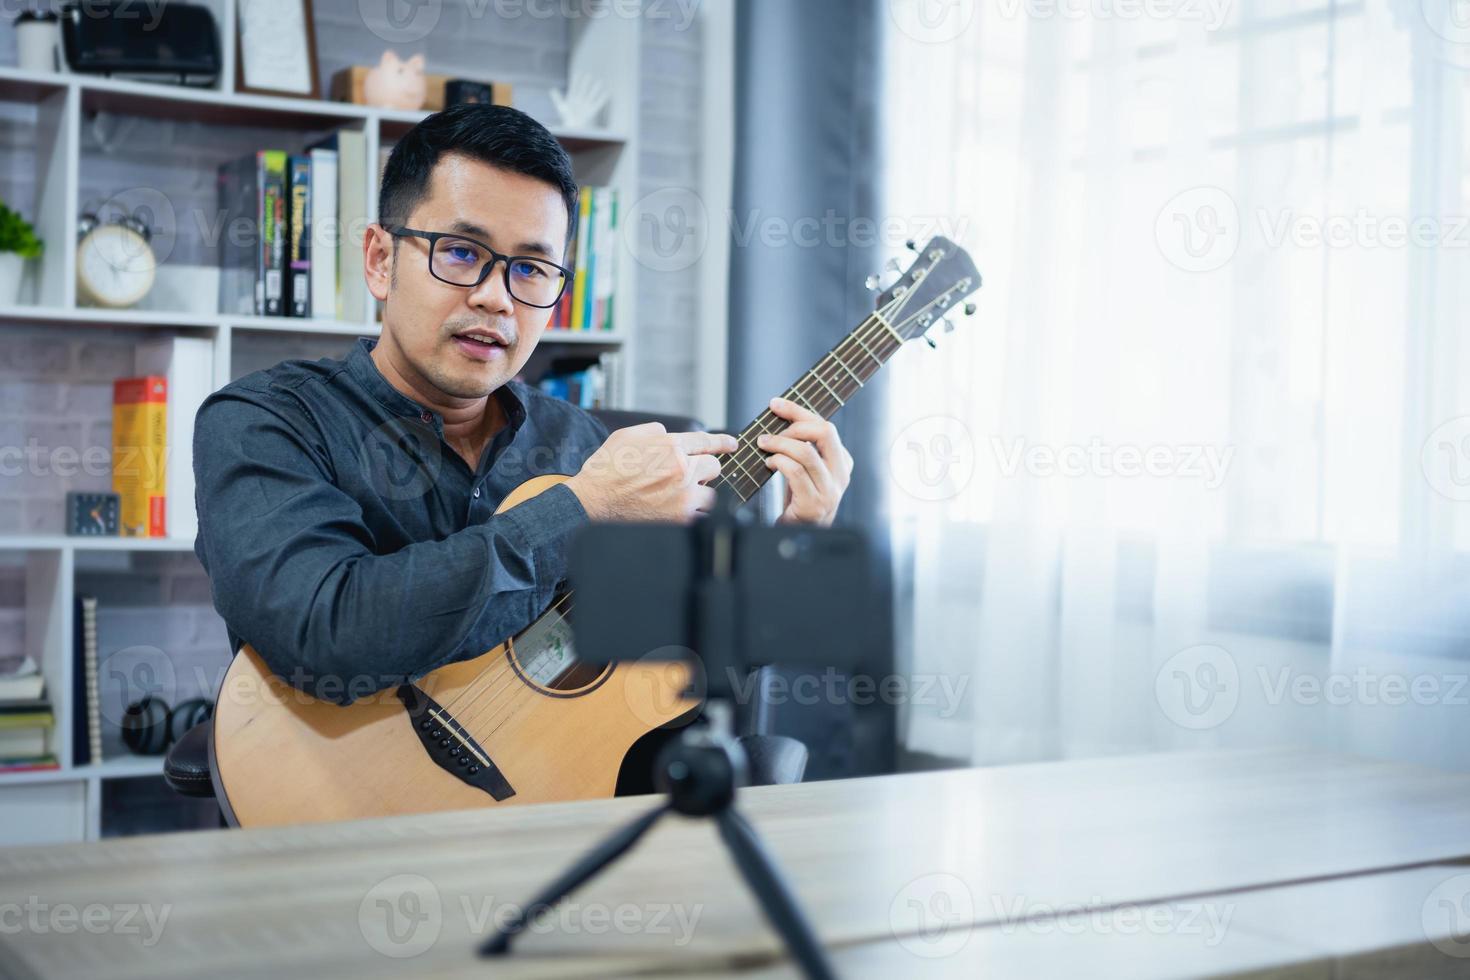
[{"x1": 363, "y1": 51, "x2": 427, "y2": 111}]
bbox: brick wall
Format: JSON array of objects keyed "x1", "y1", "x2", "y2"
[
  {"x1": 633, "y1": 3, "x2": 705, "y2": 419},
  {"x1": 0, "y1": 5, "x2": 708, "y2": 679}
]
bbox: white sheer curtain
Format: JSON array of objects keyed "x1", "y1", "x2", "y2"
[{"x1": 882, "y1": 0, "x2": 1470, "y2": 770}]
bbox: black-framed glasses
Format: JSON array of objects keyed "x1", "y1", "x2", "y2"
[{"x1": 386, "y1": 226, "x2": 572, "y2": 309}]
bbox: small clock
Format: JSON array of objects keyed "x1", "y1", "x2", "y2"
[
  {"x1": 76, "y1": 214, "x2": 156, "y2": 309},
  {"x1": 66, "y1": 491, "x2": 121, "y2": 537}
]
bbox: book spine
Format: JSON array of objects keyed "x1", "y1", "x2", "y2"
[
  {"x1": 254, "y1": 152, "x2": 266, "y2": 314},
  {"x1": 112, "y1": 377, "x2": 167, "y2": 537},
  {"x1": 582, "y1": 188, "x2": 599, "y2": 332},
  {"x1": 571, "y1": 188, "x2": 592, "y2": 331},
  {"x1": 602, "y1": 189, "x2": 618, "y2": 332},
  {"x1": 288, "y1": 155, "x2": 311, "y2": 318},
  {"x1": 309, "y1": 148, "x2": 339, "y2": 323},
  {"x1": 262, "y1": 150, "x2": 287, "y2": 317}
]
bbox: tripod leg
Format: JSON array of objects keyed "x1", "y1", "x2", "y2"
[
  {"x1": 480, "y1": 801, "x2": 671, "y2": 956},
  {"x1": 716, "y1": 808, "x2": 838, "y2": 980}
]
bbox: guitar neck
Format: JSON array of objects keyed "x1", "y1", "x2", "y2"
[{"x1": 712, "y1": 310, "x2": 908, "y2": 504}]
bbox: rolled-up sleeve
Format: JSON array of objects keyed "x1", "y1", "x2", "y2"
[{"x1": 193, "y1": 390, "x2": 590, "y2": 704}]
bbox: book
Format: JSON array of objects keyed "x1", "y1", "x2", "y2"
[
  {"x1": 0, "y1": 698, "x2": 48, "y2": 715},
  {"x1": 592, "y1": 187, "x2": 618, "y2": 331},
  {"x1": 550, "y1": 217, "x2": 579, "y2": 330},
  {"x1": 287, "y1": 154, "x2": 311, "y2": 317},
  {"x1": 261, "y1": 150, "x2": 288, "y2": 316},
  {"x1": 537, "y1": 356, "x2": 607, "y2": 409},
  {"x1": 217, "y1": 152, "x2": 262, "y2": 315},
  {"x1": 309, "y1": 130, "x2": 366, "y2": 322},
  {"x1": 0, "y1": 656, "x2": 44, "y2": 701},
  {"x1": 599, "y1": 349, "x2": 623, "y2": 408},
  {"x1": 0, "y1": 702, "x2": 52, "y2": 760},
  {"x1": 135, "y1": 336, "x2": 212, "y2": 541},
  {"x1": 0, "y1": 710, "x2": 52, "y2": 729},
  {"x1": 0, "y1": 755, "x2": 59, "y2": 774},
  {"x1": 112, "y1": 376, "x2": 167, "y2": 538},
  {"x1": 581, "y1": 188, "x2": 598, "y2": 332},
  {"x1": 570, "y1": 188, "x2": 594, "y2": 331},
  {"x1": 0, "y1": 729, "x2": 49, "y2": 758},
  {"x1": 309, "y1": 147, "x2": 339, "y2": 323}
]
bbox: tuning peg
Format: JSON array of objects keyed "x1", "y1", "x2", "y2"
[
  {"x1": 942, "y1": 319, "x2": 955, "y2": 334},
  {"x1": 924, "y1": 335, "x2": 937, "y2": 349},
  {"x1": 885, "y1": 258, "x2": 901, "y2": 273},
  {"x1": 865, "y1": 274, "x2": 880, "y2": 291},
  {"x1": 905, "y1": 239, "x2": 918, "y2": 252},
  {"x1": 964, "y1": 303, "x2": 977, "y2": 316}
]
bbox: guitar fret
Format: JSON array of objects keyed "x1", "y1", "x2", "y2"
[
  {"x1": 790, "y1": 391, "x2": 819, "y2": 413},
  {"x1": 724, "y1": 453, "x2": 761, "y2": 484},
  {"x1": 833, "y1": 352, "x2": 864, "y2": 387},
  {"x1": 873, "y1": 310, "x2": 905, "y2": 346},
  {"x1": 852, "y1": 332, "x2": 883, "y2": 367},
  {"x1": 810, "y1": 369, "x2": 845, "y2": 406}
]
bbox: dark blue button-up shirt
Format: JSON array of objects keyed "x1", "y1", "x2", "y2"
[{"x1": 193, "y1": 336, "x2": 608, "y2": 704}]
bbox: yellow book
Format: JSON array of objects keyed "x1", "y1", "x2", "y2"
[
  {"x1": 112, "y1": 376, "x2": 168, "y2": 537},
  {"x1": 570, "y1": 189, "x2": 593, "y2": 331}
]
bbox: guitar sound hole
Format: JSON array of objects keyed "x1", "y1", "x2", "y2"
[
  {"x1": 510, "y1": 600, "x2": 613, "y2": 697},
  {"x1": 543, "y1": 660, "x2": 606, "y2": 692}
]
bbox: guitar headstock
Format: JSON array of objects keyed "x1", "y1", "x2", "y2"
[{"x1": 874, "y1": 237, "x2": 981, "y2": 343}]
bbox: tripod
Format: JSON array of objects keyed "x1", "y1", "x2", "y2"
[{"x1": 480, "y1": 699, "x2": 837, "y2": 979}]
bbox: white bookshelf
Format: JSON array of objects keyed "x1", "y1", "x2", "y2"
[{"x1": 0, "y1": 3, "x2": 645, "y2": 845}]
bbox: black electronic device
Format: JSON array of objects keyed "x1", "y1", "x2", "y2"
[{"x1": 60, "y1": 1, "x2": 220, "y2": 86}]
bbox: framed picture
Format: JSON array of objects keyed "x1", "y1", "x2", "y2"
[{"x1": 235, "y1": 0, "x2": 321, "y2": 100}]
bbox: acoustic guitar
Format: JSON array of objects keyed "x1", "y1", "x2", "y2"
[{"x1": 211, "y1": 237, "x2": 981, "y2": 826}]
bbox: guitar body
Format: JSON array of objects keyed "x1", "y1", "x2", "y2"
[{"x1": 211, "y1": 474, "x2": 698, "y2": 827}]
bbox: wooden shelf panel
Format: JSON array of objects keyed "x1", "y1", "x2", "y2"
[
  {"x1": 0, "y1": 305, "x2": 628, "y2": 345},
  {"x1": 0, "y1": 756, "x2": 164, "y2": 788},
  {"x1": 0, "y1": 536, "x2": 197, "y2": 553},
  {"x1": 0, "y1": 66, "x2": 69, "y2": 104},
  {"x1": 0, "y1": 68, "x2": 629, "y2": 150}
]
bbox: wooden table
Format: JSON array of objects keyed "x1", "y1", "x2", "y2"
[{"x1": 2, "y1": 749, "x2": 1469, "y2": 979}]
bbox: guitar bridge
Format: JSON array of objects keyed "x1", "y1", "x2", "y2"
[{"x1": 396, "y1": 685, "x2": 516, "y2": 801}]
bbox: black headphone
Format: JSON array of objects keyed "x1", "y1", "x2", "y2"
[{"x1": 121, "y1": 696, "x2": 214, "y2": 756}]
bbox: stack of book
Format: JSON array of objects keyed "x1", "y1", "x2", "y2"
[
  {"x1": 532, "y1": 351, "x2": 622, "y2": 409},
  {"x1": 548, "y1": 186, "x2": 618, "y2": 332},
  {"x1": 218, "y1": 130, "x2": 364, "y2": 322},
  {"x1": 111, "y1": 337, "x2": 213, "y2": 539},
  {"x1": 0, "y1": 658, "x2": 57, "y2": 774}
]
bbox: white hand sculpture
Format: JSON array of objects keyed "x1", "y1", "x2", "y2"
[{"x1": 551, "y1": 73, "x2": 611, "y2": 129}]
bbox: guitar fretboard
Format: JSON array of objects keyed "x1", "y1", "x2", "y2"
[{"x1": 711, "y1": 310, "x2": 909, "y2": 503}]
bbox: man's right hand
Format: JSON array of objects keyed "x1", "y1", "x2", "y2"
[{"x1": 564, "y1": 422, "x2": 740, "y2": 523}]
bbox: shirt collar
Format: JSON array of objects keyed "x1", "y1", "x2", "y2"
[{"x1": 348, "y1": 336, "x2": 527, "y2": 431}]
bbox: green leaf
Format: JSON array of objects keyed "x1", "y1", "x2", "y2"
[{"x1": 0, "y1": 200, "x2": 43, "y2": 260}]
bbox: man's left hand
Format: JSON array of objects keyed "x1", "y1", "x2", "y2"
[{"x1": 755, "y1": 396, "x2": 852, "y2": 526}]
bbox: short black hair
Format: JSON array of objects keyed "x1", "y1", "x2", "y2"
[{"x1": 377, "y1": 103, "x2": 580, "y2": 249}]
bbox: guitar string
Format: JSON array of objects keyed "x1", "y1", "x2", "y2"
[
  {"x1": 439, "y1": 290, "x2": 922, "y2": 733},
  {"x1": 425, "y1": 282, "x2": 922, "y2": 728},
  {"x1": 385, "y1": 308, "x2": 915, "y2": 797},
  {"x1": 416, "y1": 307, "x2": 908, "y2": 758},
  {"x1": 445, "y1": 281, "x2": 963, "y2": 754},
  {"x1": 457, "y1": 281, "x2": 974, "y2": 754},
  {"x1": 400, "y1": 270, "x2": 965, "y2": 801},
  {"x1": 395, "y1": 259, "x2": 966, "y2": 791}
]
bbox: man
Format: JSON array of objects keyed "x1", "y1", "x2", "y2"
[{"x1": 194, "y1": 104, "x2": 852, "y2": 706}]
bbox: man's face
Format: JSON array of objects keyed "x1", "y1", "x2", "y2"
[{"x1": 366, "y1": 153, "x2": 569, "y2": 401}]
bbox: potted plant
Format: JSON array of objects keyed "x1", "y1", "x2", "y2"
[{"x1": 0, "y1": 201, "x2": 42, "y2": 305}]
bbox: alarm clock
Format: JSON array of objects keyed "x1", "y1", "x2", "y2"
[
  {"x1": 66, "y1": 491, "x2": 121, "y2": 536},
  {"x1": 76, "y1": 212, "x2": 156, "y2": 308}
]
